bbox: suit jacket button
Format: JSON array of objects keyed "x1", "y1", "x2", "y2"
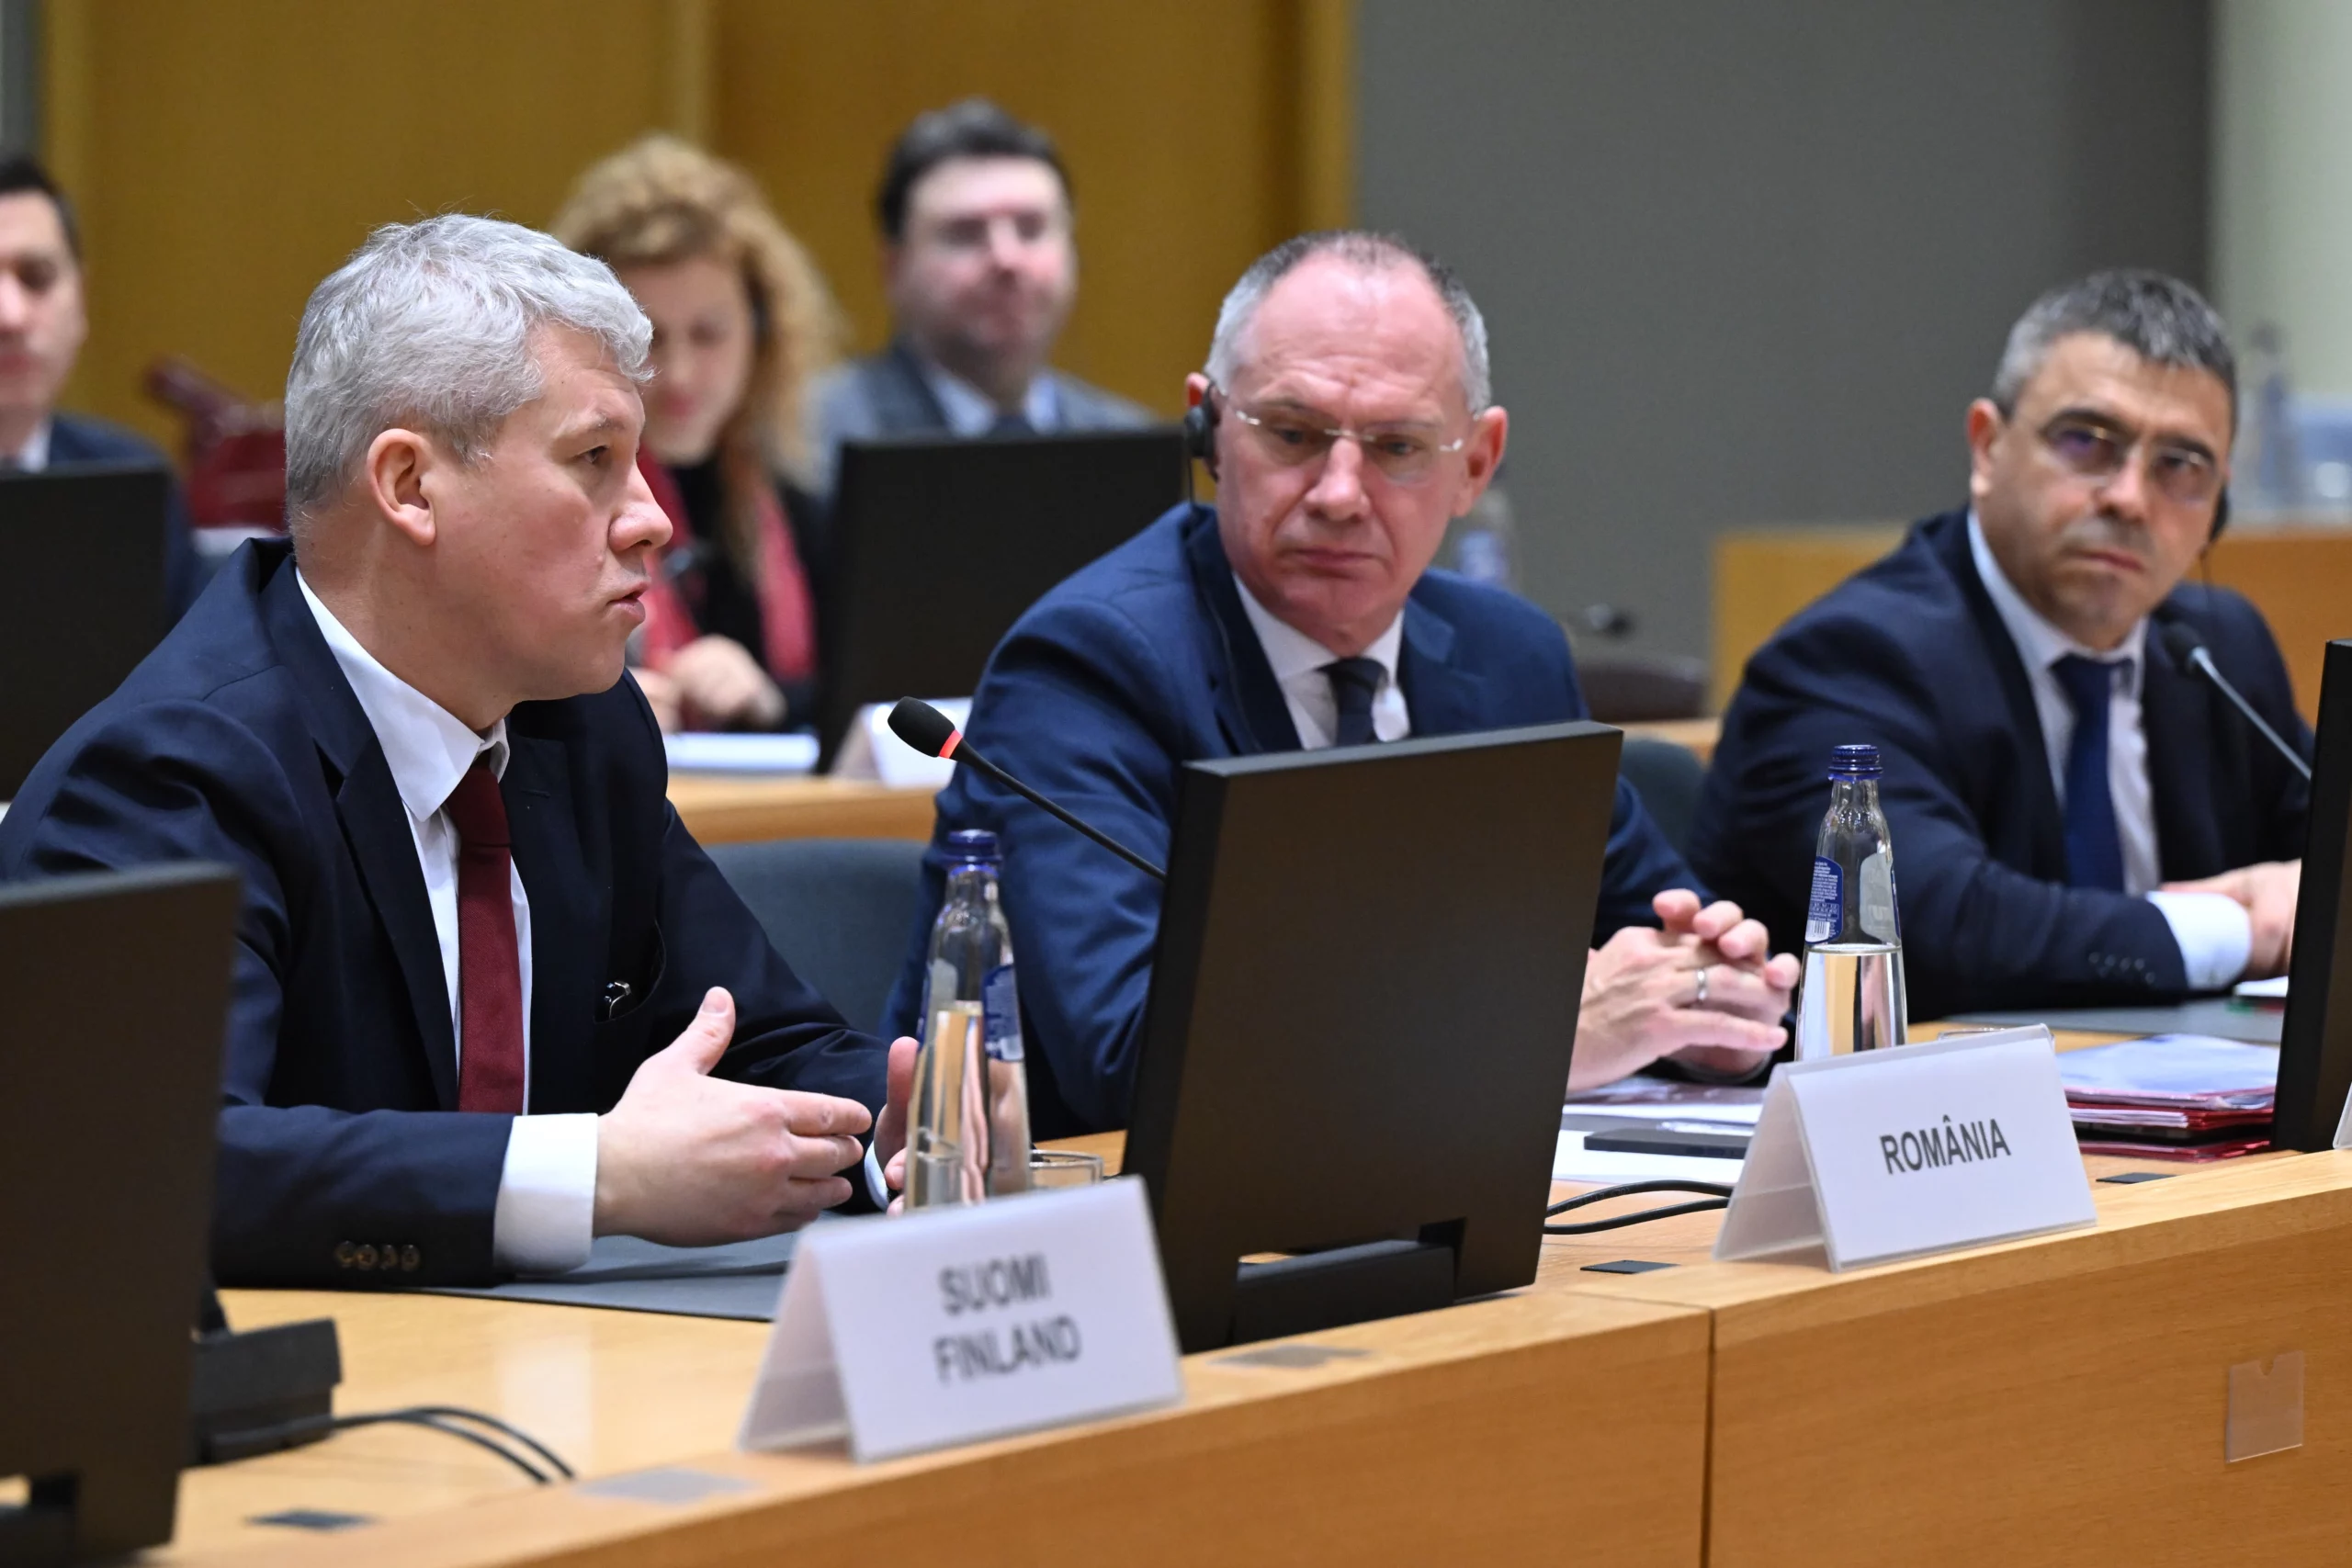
[
  {"x1": 334, "y1": 1241, "x2": 356, "y2": 1269},
  {"x1": 355, "y1": 1244, "x2": 379, "y2": 1270},
  {"x1": 400, "y1": 1246, "x2": 422, "y2": 1272}
]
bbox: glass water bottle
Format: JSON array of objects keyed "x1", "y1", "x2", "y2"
[
  {"x1": 1796, "y1": 744, "x2": 1910, "y2": 1058},
  {"x1": 908, "y1": 829, "x2": 1033, "y2": 1207}
]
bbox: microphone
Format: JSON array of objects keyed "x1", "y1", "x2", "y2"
[
  {"x1": 888, "y1": 698, "x2": 1169, "y2": 882},
  {"x1": 2157, "y1": 621, "x2": 2312, "y2": 782}
]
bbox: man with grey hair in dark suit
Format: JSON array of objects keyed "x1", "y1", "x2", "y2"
[{"x1": 811, "y1": 98, "x2": 1147, "y2": 496}]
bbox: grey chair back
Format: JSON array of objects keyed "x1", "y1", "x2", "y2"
[
  {"x1": 704, "y1": 837, "x2": 929, "y2": 1034},
  {"x1": 1620, "y1": 735, "x2": 1706, "y2": 857}
]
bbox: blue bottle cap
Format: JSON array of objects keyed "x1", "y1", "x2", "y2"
[
  {"x1": 944, "y1": 829, "x2": 1001, "y2": 863},
  {"x1": 1828, "y1": 743, "x2": 1883, "y2": 778}
]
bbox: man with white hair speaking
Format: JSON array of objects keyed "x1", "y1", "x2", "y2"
[
  {"x1": 0, "y1": 216, "x2": 912, "y2": 1287},
  {"x1": 884, "y1": 231, "x2": 1800, "y2": 1138}
]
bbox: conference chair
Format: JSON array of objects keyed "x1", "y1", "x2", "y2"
[
  {"x1": 1618, "y1": 735, "x2": 1706, "y2": 857},
  {"x1": 1577, "y1": 652, "x2": 1708, "y2": 723},
  {"x1": 705, "y1": 837, "x2": 928, "y2": 1033}
]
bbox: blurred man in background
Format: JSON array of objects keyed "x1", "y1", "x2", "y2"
[
  {"x1": 0, "y1": 153, "x2": 201, "y2": 618},
  {"x1": 812, "y1": 98, "x2": 1145, "y2": 492}
]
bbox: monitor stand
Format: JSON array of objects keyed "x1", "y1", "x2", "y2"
[
  {"x1": 0, "y1": 1483, "x2": 77, "y2": 1568},
  {"x1": 1227, "y1": 1224, "x2": 1463, "y2": 1346}
]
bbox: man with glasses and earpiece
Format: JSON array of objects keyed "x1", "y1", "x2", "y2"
[
  {"x1": 1695, "y1": 270, "x2": 2312, "y2": 1021},
  {"x1": 883, "y1": 230, "x2": 1802, "y2": 1138}
]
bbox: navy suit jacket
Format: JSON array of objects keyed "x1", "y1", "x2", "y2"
[
  {"x1": 0, "y1": 542, "x2": 886, "y2": 1287},
  {"x1": 50, "y1": 411, "x2": 204, "y2": 622},
  {"x1": 883, "y1": 502, "x2": 1701, "y2": 1136},
  {"x1": 1690, "y1": 509, "x2": 2312, "y2": 1021},
  {"x1": 811, "y1": 339, "x2": 1150, "y2": 496}
]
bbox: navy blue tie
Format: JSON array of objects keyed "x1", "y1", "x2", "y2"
[
  {"x1": 2052, "y1": 654, "x2": 2126, "y2": 891},
  {"x1": 1322, "y1": 657, "x2": 1383, "y2": 747}
]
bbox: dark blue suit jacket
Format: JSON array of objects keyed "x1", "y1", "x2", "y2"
[
  {"x1": 883, "y1": 502, "x2": 1700, "y2": 1136},
  {"x1": 1691, "y1": 509, "x2": 2312, "y2": 1020},
  {"x1": 0, "y1": 542, "x2": 886, "y2": 1287},
  {"x1": 50, "y1": 411, "x2": 204, "y2": 622}
]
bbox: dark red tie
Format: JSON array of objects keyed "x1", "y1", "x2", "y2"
[{"x1": 443, "y1": 761, "x2": 526, "y2": 1113}]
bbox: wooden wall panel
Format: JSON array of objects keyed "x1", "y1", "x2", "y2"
[
  {"x1": 48, "y1": 0, "x2": 694, "y2": 450},
  {"x1": 45, "y1": 0, "x2": 1351, "y2": 448},
  {"x1": 714, "y1": 0, "x2": 1330, "y2": 421}
]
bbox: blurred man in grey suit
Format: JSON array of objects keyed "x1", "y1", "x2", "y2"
[{"x1": 811, "y1": 98, "x2": 1146, "y2": 494}]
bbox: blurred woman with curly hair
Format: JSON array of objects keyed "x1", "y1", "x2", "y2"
[{"x1": 552, "y1": 134, "x2": 844, "y2": 732}]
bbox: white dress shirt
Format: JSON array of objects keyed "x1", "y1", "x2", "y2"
[
  {"x1": 5, "y1": 418, "x2": 51, "y2": 470},
  {"x1": 1234, "y1": 581, "x2": 1411, "y2": 749},
  {"x1": 1967, "y1": 515, "x2": 2252, "y2": 988},
  {"x1": 297, "y1": 571, "x2": 598, "y2": 1274},
  {"x1": 917, "y1": 355, "x2": 1062, "y2": 434}
]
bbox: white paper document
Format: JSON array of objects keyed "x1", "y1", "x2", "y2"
[{"x1": 662, "y1": 730, "x2": 820, "y2": 774}]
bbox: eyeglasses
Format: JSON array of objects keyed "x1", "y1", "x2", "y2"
[
  {"x1": 1212, "y1": 385, "x2": 1470, "y2": 485},
  {"x1": 2037, "y1": 414, "x2": 2222, "y2": 507}
]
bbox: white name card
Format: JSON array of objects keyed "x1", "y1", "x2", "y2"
[
  {"x1": 1713, "y1": 1026, "x2": 2095, "y2": 1270},
  {"x1": 737, "y1": 1176, "x2": 1183, "y2": 1462}
]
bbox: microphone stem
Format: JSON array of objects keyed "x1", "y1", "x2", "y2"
[
  {"x1": 952, "y1": 744, "x2": 1170, "y2": 882},
  {"x1": 2191, "y1": 649, "x2": 2313, "y2": 782}
]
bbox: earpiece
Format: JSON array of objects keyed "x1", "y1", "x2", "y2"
[
  {"x1": 1182, "y1": 393, "x2": 1221, "y2": 510},
  {"x1": 1182, "y1": 397, "x2": 1219, "y2": 475},
  {"x1": 2211, "y1": 486, "x2": 2231, "y2": 543}
]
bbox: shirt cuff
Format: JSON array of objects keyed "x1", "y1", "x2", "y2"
[
  {"x1": 2145, "y1": 890, "x2": 2254, "y2": 991},
  {"x1": 865, "y1": 1142, "x2": 890, "y2": 1210},
  {"x1": 492, "y1": 1113, "x2": 599, "y2": 1275}
]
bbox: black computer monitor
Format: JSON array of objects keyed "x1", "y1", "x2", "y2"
[
  {"x1": 1123, "y1": 721, "x2": 1621, "y2": 1352},
  {"x1": 818, "y1": 429, "x2": 1185, "y2": 767},
  {"x1": 2277, "y1": 637, "x2": 2352, "y2": 1150},
  {"x1": 0, "y1": 863, "x2": 242, "y2": 1562},
  {"x1": 0, "y1": 464, "x2": 174, "y2": 798}
]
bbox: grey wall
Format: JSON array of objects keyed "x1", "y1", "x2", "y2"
[{"x1": 1359, "y1": 0, "x2": 2210, "y2": 671}]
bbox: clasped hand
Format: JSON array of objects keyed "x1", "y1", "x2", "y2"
[
  {"x1": 594, "y1": 987, "x2": 918, "y2": 1246},
  {"x1": 637, "y1": 634, "x2": 787, "y2": 734},
  {"x1": 1568, "y1": 889, "x2": 1800, "y2": 1092},
  {"x1": 2161, "y1": 859, "x2": 2301, "y2": 978}
]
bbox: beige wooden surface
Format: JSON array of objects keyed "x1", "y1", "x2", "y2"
[
  {"x1": 665, "y1": 720, "x2": 1715, "y2": 851},
  {"x1": 156, "y1": 1026, "x2": 2348, "y2": 1567},
  {"x1": 1569, "y1": 1150, "x2": 2352, "y2": 1567},
  {"x1": 665, "y1": 773, "x2": 936, "y2": 845},
  {"x1": 1713, "y1": 523, "x2": 2352, "y2": 719},
  {"x1": 168, "y1": 1286, "x2": 1710, "y2": 1568},
  {"x1": 1072, "y1": 1032, "x2": 2351, "y2": 1568}
]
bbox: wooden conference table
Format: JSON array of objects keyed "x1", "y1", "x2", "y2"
[
  {"x1": 164, "y1": 1032, "x2": 2352, "y2": 1568},
  {"x1": 663, "y1": 718, "x2": 1724, "y2": 847}
]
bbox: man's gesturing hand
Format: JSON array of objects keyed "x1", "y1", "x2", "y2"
[{"x1": 594, "y1": 987, "x2": 874, "y2": 1246}]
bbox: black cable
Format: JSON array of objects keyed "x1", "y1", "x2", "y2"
[
  {"x1": 397, "y1": 1405, "x2": 577, "y2": 1480},
  {"x1": 1544, "y1": 1196, "x2": 1729, "y2": 1235},
  {"x1": 209, "y1": 1404, "x2": 573, "y2": 1483},
  {"x1": 1544, "y1": 1178, "x2": 1736, "y2": 1236}
]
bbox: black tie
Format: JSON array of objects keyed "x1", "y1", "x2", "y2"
[
  {"x1": 1322, "y1": 657, "x2": 1384, "y2": 747},
  {"x1": 2051, "y1": 653, "x2": 2127, "y2": 891},
  {"x1": 988, "y1": 411, "x2": 1035, "y2": 438}
]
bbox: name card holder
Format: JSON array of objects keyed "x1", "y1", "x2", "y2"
[
  {"x1": 1713, "y1": 1025, "x2": 2095, "y2": 1270},
  {"x1": 738, "y1": 1176, "x2": 1184, "y2": 1463}
]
